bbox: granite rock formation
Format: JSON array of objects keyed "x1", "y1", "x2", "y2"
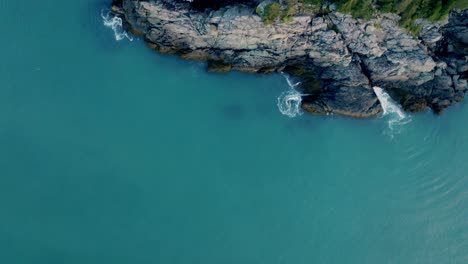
[{"x1": 112, "y1": 0, "x2": 467, "y2": 117}]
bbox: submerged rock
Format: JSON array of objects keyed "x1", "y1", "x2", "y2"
[{"x1": 115, "y1": 0, "x2": 468, "y2": 118}]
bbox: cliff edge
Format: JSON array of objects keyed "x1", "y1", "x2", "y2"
[{"x1": 112, "y1": 0, "x2": 467, "y2": 117}]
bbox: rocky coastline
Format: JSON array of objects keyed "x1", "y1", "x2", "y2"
[{"x1": 111, "y1": 0, "x2": 467, "y2": 118}]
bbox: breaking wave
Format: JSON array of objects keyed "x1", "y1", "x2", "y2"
[
  {"x1": 373, "y1": 86, "x2": 411, "y2": 132},
  {"x1": 101, "y1": 10, "x2": 133, "y2": 41},
  {"x1": 277, "y1": 74, "x2": 303, "y2": 118}
]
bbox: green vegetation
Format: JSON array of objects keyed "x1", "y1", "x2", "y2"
[
  {"x1": 300, "y1": 0, "x2": 466, "y2": 22},
  {"x1": 257, "y1": 0, "x2": 467, "y2": 29},
  {"x1": 262, "y1": 2, "x2": 281, "y2": 24},
  {"x1": 407, "y1": 23, "x2": 422, "y2": 35},
  {"x1": 379, "y1": 0, "x2": 396, "y2": 13},
  {"x1": 330, "y1": 24, "x2": 340, "y2": 33},
  {"x1": 391, "y1": 0, "x2": 468, "y2": 29},
  {"x1": 365, "y1": 0, "x2": 466, "y2": 34},
  {"x1": 281, "y1": 14, "x2": 294, "y2": 23},
  {"x1": 282, "y1": 0, "x2": 298, "y2": 23},
  {"x1": 298, "y1": 0, "x2": 323, "y2": 13},
  {"x1": 257, "y1": 1, "x2": 297, "y2": 24},
  {"x1": 303, "y1": 0, "x2": 466, "y2": 32},
  {"x1": 256, "y1": 5, "x2": 262, "y2": 16},
  {"x1": 331, "y1": 0, "x2": 467, "y2": 22},
  {"x1": 336, "y1": 0, "x2": 374, "y2": 19},
  {"x1": 299, "y1": 0, "x2": 323, "y2": 6}
]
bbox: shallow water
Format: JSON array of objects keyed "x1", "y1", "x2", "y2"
[{"x1": 1, "y1": 1, "x2": 467, "y2": 263}]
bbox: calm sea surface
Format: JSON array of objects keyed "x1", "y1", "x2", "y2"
[{"x1": 1, "y1": 1, "x2": 467, "y2": 263}]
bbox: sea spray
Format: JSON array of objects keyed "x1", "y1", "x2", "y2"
[
  {"x1": 101, "y1": 11, "x2": 133, "y2": 41},
  {"x1": 277, "y1": 74, "x2": 303, "y2": 118},
  {"x1": 373, "y1": 86, "x2": 411, "y2": 131}
]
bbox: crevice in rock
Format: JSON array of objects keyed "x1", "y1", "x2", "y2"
[
  {"x1": 356, "y1": 55, "x2": 373, "y2": 87},
  {"x1": 115, "y1": 0, "x2": 467, "y2": 118}
]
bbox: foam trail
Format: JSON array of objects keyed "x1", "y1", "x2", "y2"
[
  {"x1": 277, "y1": 74, "x2": 303, "y2": 118},
  {"x1": 101, "y1": 10, "x2": 133, "y2": 41},
  {"x1": 373, "y1": 86, "x2": 411, "y2": 130}
]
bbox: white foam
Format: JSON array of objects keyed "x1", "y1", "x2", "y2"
[
  {"x1": 277, "y1": 74, "x2": 303, "y2": 118},
  {"x1": 373, "y1": 86, "x2": 411, "y2": 131},
  {"x1": 101, "y1": 10, "x2": 133, "y2": 41}
]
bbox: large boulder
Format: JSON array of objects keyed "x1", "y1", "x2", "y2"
[{"x1": 116, "y1": 0, "x2": 467, "y2": 117}]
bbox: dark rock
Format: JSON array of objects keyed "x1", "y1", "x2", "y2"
[
  {"x1": 302, "y1": 61, "x2": 382, "y2": 117},
  {"x1": 116, "y1": 0, "x2": 468, "y2": 118},
  {"x1": 207, "y1": 60, "x2": 233, "y2": 72},
  {"x1": 302, "y1": 85, "x2": 382, "y2": 118}
]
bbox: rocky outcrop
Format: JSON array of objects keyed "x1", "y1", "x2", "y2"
[{"x1": 114, "y1": 0, "x2": 467, "y2": 117}]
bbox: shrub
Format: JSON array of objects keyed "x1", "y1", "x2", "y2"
[
  {"x1": 258, "y1": 0, "x2": 467, "y2": 29},
  {"x1": 407, "y1": 24, "x2": 422, "y2": 36},
  {"x1": 329, "y1": 0, "x2": 466, "y2": 25},
  {"x1": 336, "y1": 0, "x2": 374, "y2": 20},
  {"x1": 299, "y1": 0, "x2": 323, "y2": 6},
  {"x1": 284, "y1": 0, "x2": 298, "y2": 16},
  {"x1": 395, "y1": 0, "x2": 467, "y2": 25},
  {"x1": 256, "y1": 6, "x2": 262, "y2": 16},
  {"x1": 263, "y1": 2, "x2": 281, "y2": 24},
  {"x1": 379, "y1": 1, "x2": 396, "y2": 13},
  {"x1": 282, "y1": 0, "x2": 297, "y2": 23}
]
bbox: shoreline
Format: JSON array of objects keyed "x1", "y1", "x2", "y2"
[{"x1": 112, "y1": 0, "x2": 467, "y2": 118}]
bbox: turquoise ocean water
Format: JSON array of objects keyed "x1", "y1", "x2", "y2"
[{"x1": 1, "y1": 1, "x2": 467, "y2": 263}]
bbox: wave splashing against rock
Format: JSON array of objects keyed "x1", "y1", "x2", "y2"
[
  {"x1": 277, "y1": 74, "x2": 303, "y2": 118},
  {"x1": 101, "y1": 10, "x2": 133, "y2": 41},
  {"x1": 373, "y1": 86, "x2": 412, "y2": 132}
]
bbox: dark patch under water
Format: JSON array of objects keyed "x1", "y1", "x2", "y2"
[
  {"x1": 1, "y1": 1, "x2": 468, "y2": 263},
  {"x1": 222, "y1": 103, "x2": 245, "y2": 120}
]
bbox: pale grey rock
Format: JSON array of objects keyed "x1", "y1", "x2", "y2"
[
  {"x1": 415, "y1": 19, "x2": 447, "y2": 51},
  {"x1": 117, "y1": 0, "x2": 468, "y2": 117}
]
